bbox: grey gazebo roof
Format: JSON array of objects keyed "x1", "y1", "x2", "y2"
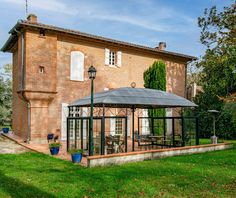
[{"x1": 70, "y1": 87, "x2": 197, "y2": 109}]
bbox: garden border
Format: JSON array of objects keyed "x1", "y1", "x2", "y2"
[{"x1": 87, "y1": 143, "x2": 233, "y2": 167}]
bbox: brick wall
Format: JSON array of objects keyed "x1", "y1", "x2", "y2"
[
  {"x1": 12, "y1": 30, "x2": 186, "y2": 142},
  {"x1": 12, "y1": 35, "x2": 28, "y2": 140}
]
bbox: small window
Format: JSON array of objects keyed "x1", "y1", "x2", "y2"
[
  {"x1": 105, "y1": 48, "x2": 122, "y2": 67},
  {"x1": 39, "y1": 66, "x2": 45, "y2": 74},
  {"x1": 39, "y1": 29, "x2": 46, "y2": 37}
]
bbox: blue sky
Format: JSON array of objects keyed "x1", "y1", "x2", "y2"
[{"x1": 0, "y1": 0, "x2": 233, "y2": 69}]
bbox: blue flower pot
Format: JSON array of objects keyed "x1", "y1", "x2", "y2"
[
  {"x1": 2, "y1": 128, "x2": 9, "y2": 134},
  {"x1": 50, "y1": 147, "x2": 60, "y2": 155},
  {"x1": 47, "y1": 133, "x2": 54, "y2": 140},
  {"x1": 71, "y1": 153, "x2": 82, "y2": 163}
]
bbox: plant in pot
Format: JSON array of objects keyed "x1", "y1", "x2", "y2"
[
  {"x1": 2, "y1": 127, "x2": 9, "y2": 134},
  {"x1": 68, "y1": 149, "x2": 83, "y2": 163},
  {"x1": 49, "y1": 142, "x2": 61, "y2": 155}
]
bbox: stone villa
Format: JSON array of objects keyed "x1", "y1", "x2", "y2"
[{"x1": 1, "y1": 14, "x2": 196, "y2": 143}]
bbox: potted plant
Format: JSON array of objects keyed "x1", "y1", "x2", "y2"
[
  {"x1": 2, "y1": 127, "x2": 9, "y2": 134},
  {"x1": 68, "y1": 149, "x2": 83, "y2": 163},
  {"x1": 49, "y1": 142, "x2": 61, "y2": 155}
]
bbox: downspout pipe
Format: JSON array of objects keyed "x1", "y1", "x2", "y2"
[{"x1": 13, "y1": 28, "x2": 31, "y2": 143}]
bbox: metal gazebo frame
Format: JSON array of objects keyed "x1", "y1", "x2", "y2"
[{"x1": 67, "y1": 87, "x2": 198, "y2": 156}]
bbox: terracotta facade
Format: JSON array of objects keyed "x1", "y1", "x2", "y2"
[{"x1": 2, "y1": 17, "x2": 195, "y2": 142}]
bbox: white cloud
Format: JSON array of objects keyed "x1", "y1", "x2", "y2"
[
  {"x1": 1, "y1": 0, "x2": 78, "y2": 15},
  {"x1": 0, "y1": 0, "x2": 197, "y2": 33},
  {"x1": 77, "y1": 9, "x2": 196, "y2": 33}
]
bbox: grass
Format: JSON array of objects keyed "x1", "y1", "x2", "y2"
[{"x1": 0, "y1": 142, "x2": 235, "y2": 197}]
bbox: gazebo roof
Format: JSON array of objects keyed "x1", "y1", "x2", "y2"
[{"x1": 70, "y1": 87, "x2": 197, "y2": 109}]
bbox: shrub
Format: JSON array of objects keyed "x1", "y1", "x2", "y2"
[
  {"x1": 68, "y1": 149, "x2": 84, "y2": 154},
  {"x1": 49, "y1": 142, "x2": 61, "y2": 148}
]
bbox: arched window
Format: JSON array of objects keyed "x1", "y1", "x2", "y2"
[{"x1": 70, "y1": 51, "x2": 84, "y2": 81}]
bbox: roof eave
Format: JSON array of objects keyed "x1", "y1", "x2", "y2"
[
  {"x1": 1, "y1": 21, "x2": 22, "y2": 52},
  {"x1": 19, "y1": 20, "x2": 197, "y2": 61},
  {"x1": 1, "y1": 35, "x2": 17, "y2": 52},
  {"x1": 1, "y1": 20, "x2": 198, "y2": 61}
]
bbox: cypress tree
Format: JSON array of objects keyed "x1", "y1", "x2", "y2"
[{"x1": 143, "y1": 61, "x2": 166, "y2": 134}]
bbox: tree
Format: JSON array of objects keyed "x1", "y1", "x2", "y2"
[
  {"x1": 143, "y1": 61, "x2": 166, "y2": 134},
  {"x1": 0, "y1": 64, "x2": 12, "y2": 127},
  {"x1": 197, "y1": 3, "x2": 236, "y2": 96},
  {"x1": 194, "y1": 3, "x2": 236, "y2": 139}
]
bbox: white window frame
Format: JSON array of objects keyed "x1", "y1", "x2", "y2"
[{"x1": 105, "y1": 48, "x2": 122, "y2": 67}]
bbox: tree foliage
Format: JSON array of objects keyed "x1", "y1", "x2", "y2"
[
  {"x1": 0, "y1": 64, "x2": 12, "y2": 127},
  {"x1": 143, "y1": 61, "x2": 166, "y2": 134},
  {"x1": 197, "y1": 3, "x2": 236, "y2": 96},
  {"x1": 194, "y1": 3, "x2": 236, "y2": 139}
]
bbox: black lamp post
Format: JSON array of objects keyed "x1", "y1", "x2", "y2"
[{"x1": 88, "y1": 65, "x2": 97, "y2": 156}]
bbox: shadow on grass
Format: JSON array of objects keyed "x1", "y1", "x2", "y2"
[{"x1": 0, "y1": 171, "x2": 56, "y2": 198}]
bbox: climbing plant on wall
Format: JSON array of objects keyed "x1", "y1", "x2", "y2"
[{"x1": 143, "y1": 61, "x2": 166, "y2": 134}]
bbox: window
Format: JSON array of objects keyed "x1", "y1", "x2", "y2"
[
  {"x1": 115, "y1": 118, "x2": 123, "y2": 135},
  {"x1": 39, "y1": 66, "x2": 45, "y2": 74},
  {"x1": 39, "y1": 29, "x2": 46, "y2": 37},
  {"x1": 70, "y1": 51, "x2": 84, "y2": 81},
  {"x1": 105, "y1": 48, "x2": 122, "y2": 67},
  {"x1": 109, "y1": 51, "x2": 116, "y2": 65}
]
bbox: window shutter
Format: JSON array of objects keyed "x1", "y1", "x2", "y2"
[
  {"x1": 141, "y1": 109, "x2": 149, "y2": 135},
  {"x1": 70, "y1": 51, "x2": 84, "y2": 81},
  {"x1": 105, "y1": 48, "x2": 110, "y2": 65},
  {"x1": 166, "y1": 108, "x2": 172, "y2": 135},
  {"x1": 61, "y1": 103, "x2": 69, "y2": 140},
  {"x1": 117, "y1": 51, "x2": 122, "y2": 67},
  {"x1": 82, "y1": 107, "x2": 88, "y2": 139},
  {"x1": 127, "y1": 115, "x2": 131, "y2": 136},
  {"x1": 110, "y1": 116, "x2": 116, "y2": 136}
]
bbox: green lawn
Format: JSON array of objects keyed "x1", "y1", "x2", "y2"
[{"x1": 0, "y1": 142, "x2": 235, "y2": 198}]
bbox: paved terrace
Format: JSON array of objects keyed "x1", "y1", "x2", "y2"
[
  {"x1": 1, "y1": 132, "x2": 233, "y2": 168},
  {"x1": 1, "y1": 132, "x2": 164, "y2": 167},
  {"x1": 0, "y1": 133, "x2": 29, "y2": 154},
  {"x1": 1, "y1": 132, "x2": 88, "y2": 166}
]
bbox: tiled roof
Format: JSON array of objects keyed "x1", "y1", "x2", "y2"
[{"x1": 1, "y1": 19, "x2": 197, "y2": 61}]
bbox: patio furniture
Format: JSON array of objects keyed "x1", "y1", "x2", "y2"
[
  {"x1": 161, "y1": 136, "x2": 172, "y2": 147},
  {"x1": 105, "y1": 136, "x2": 115, "y2": 154},
  {"x1": 135, "y1": 132, "x2": 159, "y2": 145},
  {"x1": 105, "y1": 135, "x2": 125, "y2": 154},
  {"x1": 148, "y1": 135, "x2": 165, "y2": 144},
  {"x1": 116, "y1": 138, "x2": 125, "y2": 153}
]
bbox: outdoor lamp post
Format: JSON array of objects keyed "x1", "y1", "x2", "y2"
[
  {"x1": 88, "y1": 65, "x2": 97, "y2": 156},
  {"x1": 208, "y1": 109, "x2": 219, "y2": 144}
]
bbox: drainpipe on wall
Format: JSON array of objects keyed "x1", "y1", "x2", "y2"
[
  {"x1": 14, "y1": 28, "x2": 31, "y2": 143},
  {"x1": 184, "y1": 62, "x2": 188, "y2": 99}
]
